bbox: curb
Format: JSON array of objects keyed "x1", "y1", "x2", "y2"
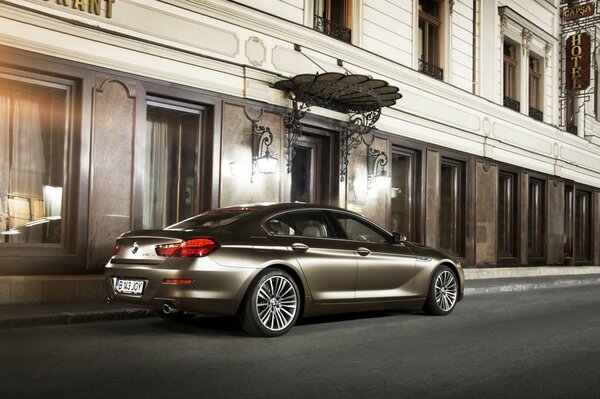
[
  {"x1": 464, "y1": 276, "x2": 600, "y2": 295},
  {"x1": 0, "y1": 307, "x2": 155, "y2": 329}
]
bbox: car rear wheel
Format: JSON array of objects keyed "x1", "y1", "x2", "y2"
[
  {"x1": 238, "y1": 269, "x2": 300, "y2": 337},
  {"x1": 422, "y1": 265, "x2": 458, "y2": 316}
]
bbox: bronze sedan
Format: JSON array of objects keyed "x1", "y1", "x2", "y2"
[{"x1": 105, "y1": 203, "x2": 464, "y2": 336}]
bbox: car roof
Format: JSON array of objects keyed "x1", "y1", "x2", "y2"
[{"x1": 222, "y1": 202, "x2": 350, "y2": 213}]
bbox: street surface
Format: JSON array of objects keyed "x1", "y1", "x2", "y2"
[{"x1": 1, "y1": 285, "x2": 599, "y2": 398}]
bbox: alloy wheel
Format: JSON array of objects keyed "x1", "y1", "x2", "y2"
[
  {"x1": 434, "y1": 270, "x2": 457, "y2": 312},
  {"x1": 255, "y1": 275, "x2": 298, "y2": 332}
]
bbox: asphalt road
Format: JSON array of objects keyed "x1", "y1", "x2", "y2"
[{"x1": 1, "y1": 285, "x2": 599, "y2": 399}]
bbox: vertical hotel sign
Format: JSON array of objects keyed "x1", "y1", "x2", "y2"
[{"x1": 566, "y1": 32, "x2": 591, "y2": 91}]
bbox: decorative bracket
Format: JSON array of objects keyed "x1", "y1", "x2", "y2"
[
  {"x1": 244, "y1": 108, "x2": 278, "y2": 182},
  {"x1": 366, "y1": 146, "x2": 390, "y2": 190},
  {"x1": 282, "y1": 96, "x2": 310, "y2": 173}
]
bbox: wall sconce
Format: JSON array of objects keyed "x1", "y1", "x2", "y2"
[
  {"x1": 252, "y1": 122, "x2": 278, "y2": 178},
  {"x1": 367, "y1": 147, "x2": 391, "y2": 190},
  {"x1": 246, "y1": 108, "x2": 279, "y2": 182}
]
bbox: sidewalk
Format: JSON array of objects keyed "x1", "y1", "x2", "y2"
[{"x1": 1, "y1": 270, "x2": 600, "y2": 329}]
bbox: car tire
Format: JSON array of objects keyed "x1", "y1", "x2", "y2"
[
  {"x1": 422, "y1": 265, "x2": 458, "y2": 316},
  {"x1": 238, "y1": 269, "x2": 300, "y2": 337}
]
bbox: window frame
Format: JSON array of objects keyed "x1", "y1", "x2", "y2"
[
  {"x1": 528, "y1": 55, "x2": 543, "y2": 120},
  {"x1": 133, "y1": 93, "x2": 214, "y2": 230},
  {"x1": 418, "y1": 0, "x2": 444, "y2": 80},
  {"x1": 439, "y1": 158, "x2": 465, "y2": 257},
  {"x1": 497, "y1": 171, "x2": 519, "y2": 261},
  {"x1": 0, "y1": 66, "x2": 77, "y2": 251},
  {"x1": 313, "y1": 0, "x2": 352, "y2": 43},
  {"x1": 527, "y1": 177, "x2": 546, "y2": 261},
  {"x1": 503, "y1": 40, "x2": 520, "y2": 111},
  {"x1": 390, "y1": 147, "x2": 421, "y2": 242},
  {"x1": 574, "y1": 190, "x2": 592, "y2": 262}
]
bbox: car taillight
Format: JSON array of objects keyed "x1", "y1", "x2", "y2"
[
  {"x1": 155, "y1": 238, "x2": 220, "y2": 258},
  {"x1": 113, "y1": 244, "x2": 121, "y2": 256}
]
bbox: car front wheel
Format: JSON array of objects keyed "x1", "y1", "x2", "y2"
[
  {"x1": 422, "y1": 265, "x2": 458, "y2": 316},
  {"x1": 238, "y1": 269, "x2": 300, "y2": 337}
]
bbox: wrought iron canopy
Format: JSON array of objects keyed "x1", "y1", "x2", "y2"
[
  {"x1": 274, "y1": 72, "x2": 402, "y2": 180},
  {"x1": 273, "y1": 72, "x2": 402, "y2": 115}
]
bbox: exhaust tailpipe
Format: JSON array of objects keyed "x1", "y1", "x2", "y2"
[
  {"x1": 162, "y1": 303, "x2": 178, "y2": 314},
  {"x1": 106, "y1": 296, "x2": 113, "y2": 304}
]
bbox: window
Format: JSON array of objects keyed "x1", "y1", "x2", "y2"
[
  {"x1": 313, "y1": 0, "x2": 352, "y2": 43},
  {"x1": 574, "y1": 191, "x2": 591, "y2": 261},
  {"x1": 391, "y1": 149, "x2": 419, "y2": 240},
  {"x1": 266, "y1": 214, "x2": 297, "y2": 236},
  {"x1": 288, "y1": 211, "x2": 331, "y2": 238},
  {"x1": 142, "y1": 100, "x2": 204, "y2": 229},
  {"x1": 529, "y1": 56, "x2": 543, "y2": 121},
  {"x1": 0, "y1": 74, "x2": 73, "y2": 244},
  {"x1": 418, "y1": 0, "x2": 443, "y2": 80},
  {"x1": 289, "y1": 129, "x2": 334, "y2": 205},
  {"x1": 170, "y1": 208, "x2": 257, "y2": 230},
  {"x1": 564, "y1": 186, "x2": 573, "y2": 259},
  {"x1": 498, "y1": 172, "x2": 518, "y2": 258},
  {"x1": 440, "y1": 159, "x2": 464, "y2": 256},
  {"x1": 332, "y1": 212, "x2": 390, "y2": 243},
  {"x1": 503, "y1": 41, "x2": 520, "y2": 111},
  {"x1": 290, "y1": 146, "x2": 313, "y2": 203},
  {"x1": 528, "y1": 178, "x2": 545, "y2": 258}
]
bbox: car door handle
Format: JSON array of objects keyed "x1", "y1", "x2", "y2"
[
  {"x1": 291, "y1": 243, "x2": 309, "y2": 252},
  {"x1": 356, "y1": 247, "x2": 371, "y2": 256}
]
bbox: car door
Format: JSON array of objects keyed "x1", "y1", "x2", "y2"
[
  {"x1": 329, "y1": 211, "x2": 416, "y2": 301},
  {"x1": 265, "y1": 210, "x2": 357, "y2": 303}
]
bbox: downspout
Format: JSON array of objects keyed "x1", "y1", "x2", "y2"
[{"x1": 472, "y1": 0, "x2": 477, "y2": 95}]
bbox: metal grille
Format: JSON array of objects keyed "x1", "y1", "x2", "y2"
[
  {"x1": 503, "y1": 96, "x2": 520, "y2": 112},
  {"x1": 313, "y1": 15, "x2": 351, "y2": 43},
  {"x1": 418, "y1": 58, "x2": 444, "y2": 80},
  {"x1": 529, "y1": 107, "x2": 543, "y2": 121}
]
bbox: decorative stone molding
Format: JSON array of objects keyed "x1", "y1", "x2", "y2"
[
  {"x1": 544, "y1": 42, "x2": 552, "y2": 67},
  {"x1": 245, "y1": 36, "x2": 266, "y2": 67},
  {"x1": 482, "y1": 160, "x2": 491, "y2": 173},
  {"x1": 500, "y1": 14, "x2": 508, "y2": 37},
  {"x1": 522, "y1": 28, "x2": 532, "y2": 55}
]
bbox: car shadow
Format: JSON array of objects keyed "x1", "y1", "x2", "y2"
[
  {"x1": 148, "y1": 308, "x2": 423, "y2": 337},
  {"x1": 297, "y1": 309, "x2": 421, "y2": 327},
  {"x1": 150, "y1": 315, "x2": 246, "y2": 337}
]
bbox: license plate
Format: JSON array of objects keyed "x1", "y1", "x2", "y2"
[{"x1": 113, "y1": 278, "x2": 145, "y2": 295}]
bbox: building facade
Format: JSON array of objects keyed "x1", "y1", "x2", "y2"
[{"x1": 1, "y1": 0, "x2": 600, "y2": 295}]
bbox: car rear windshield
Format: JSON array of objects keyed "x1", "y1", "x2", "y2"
[{"x1": 166, "y1": 208, "x2": 258, "y2": 230}]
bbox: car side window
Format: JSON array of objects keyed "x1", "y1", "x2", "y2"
[
  {"x1": 288, "y1": 211, "x2": 331, "y2": 238},
  {"x1": 265, "y1": 214, "x2": 296, "y2": 236},
  {"x1": 332, "y1": 212, "x2": 390, "y2": 243}
]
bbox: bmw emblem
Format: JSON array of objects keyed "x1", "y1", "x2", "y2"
[{"x1": 132, "y1": 242, "x2": 139, "y2": 254}]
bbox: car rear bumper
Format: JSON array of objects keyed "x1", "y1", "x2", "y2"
[{"x1": 104, "y1": 260, "x2": 260, "y2": 317}]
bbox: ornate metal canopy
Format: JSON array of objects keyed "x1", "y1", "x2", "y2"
[
  {"x1": 273, "y1": 72, "x2": 402, "y2": 179},
  {"x1": 274, "y1": 72, "x2": 402, "y2": 114}
]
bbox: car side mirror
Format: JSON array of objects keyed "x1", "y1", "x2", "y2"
[{"x1": 392, "y1": 232, "x2": 407, "y2": 244}]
